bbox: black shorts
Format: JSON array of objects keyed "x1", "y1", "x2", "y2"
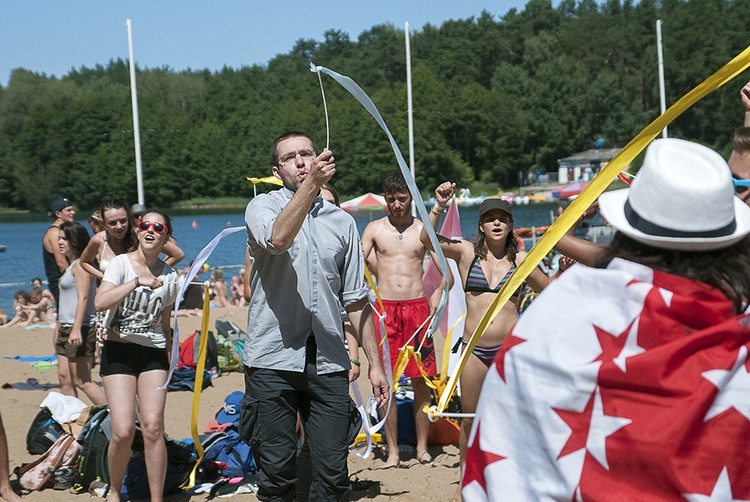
[
  {"x1": 99, "y1": 340, "x2": 168, "y2": 377},
  {"x1": 56, "y1": 324, "x2": 96, "y2": 358}
]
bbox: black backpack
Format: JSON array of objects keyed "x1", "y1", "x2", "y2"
[
  {"x1": 71, "y1": 407, "x2": 111, "y2": 493},
  {"x1": 26, "y1": 407, "x2": 64, "y2": 455},
  {"x1": 121, "y1": 435, "x2": 196, "y2": 500}
]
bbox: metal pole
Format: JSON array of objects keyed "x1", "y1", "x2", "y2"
[
  {"x1": 656, "y1": 19, "x2": 668, "y2": 139},
  {"x1": 126, "y1": 19, "x2": 145, "y2": 206},
  {"x1": 405, "y1": 22, "x2": 416, "y2": 216}
]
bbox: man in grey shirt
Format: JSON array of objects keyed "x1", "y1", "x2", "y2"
[{"x1": 241, "y1": 131, "x2": 389, "y2": 501}]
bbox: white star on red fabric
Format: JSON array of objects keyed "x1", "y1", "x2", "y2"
[
  {"x1": 553, "y1": 387, "x2": 631, "y2": 470},
  {"x1": 702, "y1": 345, "x2": 750, "y2": 421},
  {"x1": 683, "y1": 467, "x2": 748, "y2": 501}
]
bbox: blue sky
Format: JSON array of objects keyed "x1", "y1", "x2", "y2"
[{"x1": 0, "y1": 1, "x2": 533, "y2": 87}]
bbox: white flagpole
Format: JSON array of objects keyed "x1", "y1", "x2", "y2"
[
  {"x1": 656, "y1": 19, "x2": 668, "y2": 139},
  {"x1": 126, "y1": 19, "x2": 145, "y2": 206},
  {"x1": 405, "y1": 22, "x2": 416, "y2": 216}
]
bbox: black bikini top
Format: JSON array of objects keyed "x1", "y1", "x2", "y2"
[{"x1": 464, "y1": 256, "x2": 516, "y2": 294}]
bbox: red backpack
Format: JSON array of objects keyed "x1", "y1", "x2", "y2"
[{"x1": 178, "y1": 330, "x2": 219, "y2": 371}]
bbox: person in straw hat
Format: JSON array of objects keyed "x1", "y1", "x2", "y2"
[{"x1": 462, "y1": 138, "x2": 750, "y2": 500}]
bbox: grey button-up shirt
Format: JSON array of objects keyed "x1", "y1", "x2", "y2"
[{"x1": 243, "y1": 187, "x2": 368, "y2": 374}]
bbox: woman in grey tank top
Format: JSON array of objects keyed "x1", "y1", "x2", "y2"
[{"x1": 57, "y1": 221, "x2": 106, "y2": 405}]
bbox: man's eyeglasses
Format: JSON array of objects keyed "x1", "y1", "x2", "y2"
[
  {"x1": 138, "y1": 221, "x2": 167, "y2": 234},
  {"x1": 732, "y1": 175, "x2": 750, "y2": 194},
  {"x1": 278, "y1": 150, "x2": 315, "y2": 166}
]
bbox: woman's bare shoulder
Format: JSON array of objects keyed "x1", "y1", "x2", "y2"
[
  {"x1": 446, "y1": 239, "x2": 476, "y2": 266},
  {"x1": 86, "y1": 231, "x2": 106, "y2": 247}
]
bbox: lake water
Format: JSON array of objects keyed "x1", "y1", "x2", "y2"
[{"x1": 0, "y1": 201, "x2": 588, "y2": 316}]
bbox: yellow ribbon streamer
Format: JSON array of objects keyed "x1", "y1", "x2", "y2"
[
  {"x1": 364, "y1": 266, "x2": 385, "y2": 315},
  {"x1": 187, "y1": 282, "x2": 212, "y2": 487},
  {"x1": 439, "y1": 313, "x2": 466, "y2": 389},
  {"x1": 246, "y1": 175, "x2": 283, "y2": 186},
  {"x1": 364, "y1": 265, "x2": 393, "y2": 351},
  {"x1": 434, "y1": 45, "x2": 750, "y2": 416},
  {"x1": 391, "y1": 346, "x2": 413, "y2": 389}
]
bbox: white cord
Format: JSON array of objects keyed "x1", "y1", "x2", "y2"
[{"x1": 317, "y1": 70, "x2": 330, "y2": 150}]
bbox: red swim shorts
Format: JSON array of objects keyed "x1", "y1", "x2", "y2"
[{"x1": 374, "y1": 297, "x2": 436, "y2": 379}]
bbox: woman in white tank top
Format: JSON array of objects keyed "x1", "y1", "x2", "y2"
[{"x1": 95, "y1": 209, "x2": 179, "y2": 502}]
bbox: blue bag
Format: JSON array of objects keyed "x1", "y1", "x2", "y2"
[
  {"x1": 168, "y1": 368, "x2": 212, "y2": 392},
  {"x1": 200, "y1": 430, "x2": 256, "y2": 479}
]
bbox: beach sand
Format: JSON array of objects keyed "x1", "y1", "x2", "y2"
[{"x1": 1, "y1": 305, "x2": 460, "y2": 501}]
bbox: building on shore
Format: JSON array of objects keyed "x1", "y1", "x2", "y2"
[{"x1": 557, "y1": 146, "x2": 623, "y2": 183}]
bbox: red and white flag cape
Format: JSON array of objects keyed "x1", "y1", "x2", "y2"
[
  {"x1": 463, "y1": 258, "x2": 750, "y2": 501},
  {"x1": 423, "y1": 200, "x2": 467, "y2": 377},
  {"x1": 423, "y1": 200, "x2": 467, "y2": 339}
]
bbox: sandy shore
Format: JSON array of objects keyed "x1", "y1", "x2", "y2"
[{"x1": 1, "y1": 305, "x2": 460, "y2": 501}]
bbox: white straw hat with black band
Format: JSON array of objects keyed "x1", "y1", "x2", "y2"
[{"x1": 598, "y1": 138, "x2": 750, "y2": 251}]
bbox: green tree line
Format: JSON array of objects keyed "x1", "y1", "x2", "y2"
[{"x1": 1, "y1": 0, "x2": 749, "y2": 211}]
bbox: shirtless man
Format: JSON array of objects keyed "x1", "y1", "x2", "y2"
[{"x1": 361, "y1": 172, "x2": 445, "y2": 468}]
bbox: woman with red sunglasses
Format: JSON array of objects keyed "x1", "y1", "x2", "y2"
[{"x1": 94, "y1": 209, "x2": 179, "y2": 502}]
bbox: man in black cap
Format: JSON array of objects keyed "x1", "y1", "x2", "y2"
[{"x1": 43, "y1": 198, "x2": 75, "y2": 307}]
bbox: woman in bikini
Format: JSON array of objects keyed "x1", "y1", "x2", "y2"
[
  {"x1": 208, "y1": 268, "x2": 231, "y2": 308},
  {"x1": 421, "y1": 182, "x2": 550, "y2": 490},
  {"x1": 95, "y1": 209, "x2": 180, "y2": 502},
  {"x1": 80, "y1": 198, "x2": 139, "y2": 362}
]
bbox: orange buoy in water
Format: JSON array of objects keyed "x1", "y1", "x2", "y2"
[{"x1": 192, "y1": 220, "x2": 198, "y2": 228}]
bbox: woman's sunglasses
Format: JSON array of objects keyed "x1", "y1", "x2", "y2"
[{"x1": 138, "y1": 220, "x2": 167, "y2": 234}]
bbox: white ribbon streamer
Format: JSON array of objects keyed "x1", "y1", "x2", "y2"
[
  {"x1": 309, "y1": 63, "x2": 450, "y2": 338},
  {"x1": 350, "y1": 304, "x2": 392, "y2": 458},
  {"x1": 162, "y1": 226, "x2": 245, "y2": 388}
]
